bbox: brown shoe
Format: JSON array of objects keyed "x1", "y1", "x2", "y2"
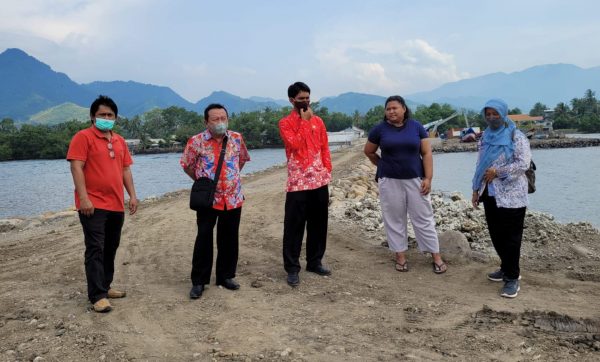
[
  {"x1": 107, "y1": 288, "x2": 126, "y2": 298},
  {"x1": 93, "y1": 298, "x2": 112, "y2": 313}
]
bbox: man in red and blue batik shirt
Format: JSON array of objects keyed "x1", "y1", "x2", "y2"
[{"x1": 181, "y1": 103, "x2": 250, "y2": 299}]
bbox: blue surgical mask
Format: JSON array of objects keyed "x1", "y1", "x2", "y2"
[
  {"x1": 95, "y1": 118, "x2": 115, "y2": 131},
  {"x1": 210, "y1": 122, "x2": 228, "y2": 136}
]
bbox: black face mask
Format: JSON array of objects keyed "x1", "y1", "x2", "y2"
[{"x1": 294, "y1": 101, "x2": 309, "y2": 112}]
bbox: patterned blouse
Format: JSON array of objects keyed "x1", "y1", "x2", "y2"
[
  {"x1": 474, "y1": 130, "x2": 531, "y2": 208},
  {"x1": 279, "y1": 111, "x2": 332, "y2": 192},
  {"x1": 180, "y1": 130, "x2": 250, "y2": 210}
]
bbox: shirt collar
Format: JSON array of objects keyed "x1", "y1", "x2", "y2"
[
  {"x1": 201, "y1": 129, "x2": 230, "y2": 141},
  {"x1": 90, "y1": 125, "x2": 113, "y2": 139}
]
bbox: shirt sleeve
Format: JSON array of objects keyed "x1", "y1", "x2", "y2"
[
  {"x1": 239, "y1": 135, "x2": 250, "y2": 167},
  {"x1": 66, "y1": 131, "x2": 88, "y2": 162},
  {"x1": 496, "y1": 131, "x2": 531, "y2": 180},
  {"x1": 319, "y1": 118, "x2": 332, "y2": 172},
  {"x1": 416, "y1": 121, "x2": 428, "y2": 139},
  {"x1": 180, "y1": 137, "x2": 199, "y2": 169},
  {"x1": 121, "y1": 137, "x2": 133, "y2": 167},
  {"x1": 279, "y1": 117, "x2": 306, "y2": 151},
  {"x1": 367, "y1": 123, "x2": 381, "y2": 144}
]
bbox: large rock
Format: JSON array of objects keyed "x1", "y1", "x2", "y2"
[{"x1": 438, "y1": 230, "x2": 472, "y2": 259}]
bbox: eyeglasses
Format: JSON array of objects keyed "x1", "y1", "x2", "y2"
[{"x1": 107, "y1": 142, "x2": 115, "y2": 159}]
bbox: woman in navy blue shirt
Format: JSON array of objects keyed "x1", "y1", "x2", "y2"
[{"x1": 364, "y1": 95, "x2": 446, "y2": 274}]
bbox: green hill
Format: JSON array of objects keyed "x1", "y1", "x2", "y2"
[{"x1": 29, "y1": 102, "x2": 89, "y2": 125}]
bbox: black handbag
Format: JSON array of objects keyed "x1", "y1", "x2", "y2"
[{"x1": 189, "y1": 137, "x2": 228, "y2": 211}]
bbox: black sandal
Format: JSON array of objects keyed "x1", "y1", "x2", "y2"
[{"x1": 432, "y1": 262, "x2": 447, "y2": 274}]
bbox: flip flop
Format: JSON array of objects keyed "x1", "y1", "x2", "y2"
[
  {"x1": 432, "y1": 262, "x2": 448, "y2": 274},
  {"x1": 395, "y1": 261, "x2": 409, "y2": 272}
]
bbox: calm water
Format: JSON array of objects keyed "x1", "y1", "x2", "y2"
[
  {"x1": 0, "y1": 149, "x2": 286, "y2": 219},
  {"x1": 1, "y1": 145, "x2": 599, "y2": 228}
]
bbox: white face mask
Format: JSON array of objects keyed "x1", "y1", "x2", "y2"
[{"x1": 210, "y1": 122, "x2": 227, "y2": 136}]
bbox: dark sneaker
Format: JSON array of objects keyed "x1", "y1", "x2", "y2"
[
  {"x1": 306, "y1": 265, "x2": 332, "y2": 276},
  {"x1": 487, "y1": 269, "x2": 521, "y2": 282},
  {"x1": 189, "y1": 285, "x2": 204, "y2": 299},
  {"x1": 216, "y1": 278, "x2": 240, "y2": 290},
  {"x1": 500, "y1": 279, "x2": 520, "y2": 298},
  {"x1": 287, "y1": 272, "x2": 300, "y2": 287}
]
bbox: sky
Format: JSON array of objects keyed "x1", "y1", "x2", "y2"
[{"x1": 1, "y1": 0, "x2": 599, "y2": 102}]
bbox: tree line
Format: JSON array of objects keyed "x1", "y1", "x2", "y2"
[{"x1": 1, "y1": 89, "x2": 598, "y2": 161}]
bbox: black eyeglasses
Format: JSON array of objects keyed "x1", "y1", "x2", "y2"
[{"x1": 107, "y1": 142, "x2": 115, "y2": 159}]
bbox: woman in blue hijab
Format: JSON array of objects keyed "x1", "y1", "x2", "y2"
[{"x1": 472, "y1": 99, "x2": 531, "y2": 298}]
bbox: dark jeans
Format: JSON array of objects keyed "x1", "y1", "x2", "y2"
[
  {"x1": 283, "y1": 185, "x2": 329, "y2": 273},
  {"x1": 191, "y1": 207, "x2": 241, "y2": 286},
  {"x1": 482, "y1": 194, "x2": 526, "y2": 280},
  {"x1": 78, "y1": 209, "x2": 124, "y2": 303}
]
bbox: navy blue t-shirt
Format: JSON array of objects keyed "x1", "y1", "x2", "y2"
[{"x1": 367, "y1": 119, "x2": 428, "y2": 179}]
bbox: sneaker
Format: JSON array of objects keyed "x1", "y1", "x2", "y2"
[
  {"x1": 500, "y1": 279, "x2": 520, "y2": 298},
  {"x1": 93, "y1": 298, "x2": 112, "y2": 313},
  {"x1": 287, "y1": 272, "x2": 300, "y2": 287},
  {"x1": 107, "y1": 288, "x2": 126, "y2": 298},
  {"x1": 487, "y1": 269, "x2": 522, "y2": 282}
]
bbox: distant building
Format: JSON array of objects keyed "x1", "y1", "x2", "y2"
[
  {"x1": 508, "y1": 114, "x2": 553, "y2": 132},
  {"x1": 327, "y1": 126, "x2": 365, "y2": 145}
]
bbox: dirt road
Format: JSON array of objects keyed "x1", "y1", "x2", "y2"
[{"x1": 1, "y1": 145, "x2": 599, "y2": 361}]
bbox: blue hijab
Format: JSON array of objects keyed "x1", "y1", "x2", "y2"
[{"x1": 472, "y1": 99, "x2": 516, "y2": 191}]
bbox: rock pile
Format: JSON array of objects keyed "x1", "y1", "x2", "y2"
[{"x1": 329, "y1": 159, "x2": 599, "y2": 261}]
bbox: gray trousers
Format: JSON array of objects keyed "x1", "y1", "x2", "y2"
[{"x1": 378, "y1": 177, "x2": 439, "y2": 253}]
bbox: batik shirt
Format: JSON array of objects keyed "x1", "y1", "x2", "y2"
[
  {"x1": 474, "y1": 130, "x2": 531, "y2": 208},
  {"x1": 279, "y1": 110, "x2": 332, "y2": 192},
  {"x1": 180, "y1": 130, "x2": 250, "y2": 210}
]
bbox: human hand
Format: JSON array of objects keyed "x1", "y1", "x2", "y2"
[
  {"x1": 471, "y1": 191, "x2": 480, "y2": 209},
  {"x1": 299, "y1": 107, "x2": 313, "y2": 121},
  {"x1": 420, "y1": 178, "x2": 431, "y2": 195},
  {"x1": 128, "y1": 198, "x2": 138, "y2": 215},
  {"x1": 79, "y1": 198, "x2": 94, "y2": 217},
  {"x1": 483, "y1": 168, "x2": 497, "y2": 183}
]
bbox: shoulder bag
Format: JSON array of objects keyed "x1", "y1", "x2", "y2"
[{"x1": 189, "y1": 136, "x2": 228, "y2": 210}]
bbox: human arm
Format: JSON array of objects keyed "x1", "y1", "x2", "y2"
[
  {"x1": 364, "y1": 141, "x2": 380, "y2": 166},
  {"x1": 320, "y1": 120, "x2": 332, "y2": 172},
  {"x1": 239, "y1": 136, "x2": 250, "y2": 171},
  {"x1": 123, "y1": 166, "x2": 138, "y2": 215},
  {"x1": 420, "y1": 138, "x2": 433, "y2": 195},
  {"x1": 494, "y1": 131, "x2": 531, "y2": 181},
  {"x1": 180, "y1": 138, "x2": 199, "y2": 181},
  {"x1": 279, "y1": 117, "x2": 307, "y2": 151},
  {"x1": 69, "y1": 160, "x2": 94, "y2": 216}
]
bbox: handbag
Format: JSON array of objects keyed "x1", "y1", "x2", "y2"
[
  {"x1": 525, "y1": 160, "x2": 536, "y2": 194},
  {"x1": 189, "y1": 137, "x2": 228, "y2": 210}
]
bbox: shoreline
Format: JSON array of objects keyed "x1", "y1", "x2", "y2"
[{"x1": 432, "y1": 137, "x2": 600, "y2": 153}]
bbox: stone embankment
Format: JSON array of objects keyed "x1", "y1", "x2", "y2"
[
  {"x1": 432, "y1": 137, "x2": 600, "y2": 153},
  {"x1": 329, "y1": 159, "x2": 599, "y2": 263}
]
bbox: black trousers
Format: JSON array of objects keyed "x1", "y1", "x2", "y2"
[
  {"x1": 191, "y1": 207, "x2": 241, "y2": 286},
  {"x1": 78, "y1": 209, "x2": 124, "y2": 303},
  {"x1": 482, "y1": 194, "x2": 526, "y2": 280},
  {"x1": 283, "y1": 185, "x2": 329, "y2": 273}
]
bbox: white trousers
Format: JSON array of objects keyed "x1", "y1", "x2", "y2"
[{"x1": 378, "y1": 177, "x2": 439, "y2": 253}]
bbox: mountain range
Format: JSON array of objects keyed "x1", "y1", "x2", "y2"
[{"x1": 1, "y1": 48, "x2": 599, "y2": 122}]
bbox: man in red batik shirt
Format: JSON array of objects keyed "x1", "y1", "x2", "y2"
[{"x1": 278, "y1": 82, "x2": 332, "y2": 287}]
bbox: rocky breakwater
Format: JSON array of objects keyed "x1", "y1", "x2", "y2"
[
  {"x1": 329, "y1": 159, "x2": 600, "y2": 266},
  {"x1": 432, "y1": 137, "x2": 600, "y2": 153}
]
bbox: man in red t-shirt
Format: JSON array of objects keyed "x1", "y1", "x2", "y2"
[
  {"x1": 67, "y1": 95, "x2": 137, "y2": 313},
  {"x1": 279, "y1": 82, "x2": 332, "y2": 287}
]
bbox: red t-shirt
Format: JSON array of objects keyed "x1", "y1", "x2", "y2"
[{"x1": 66, "y1": 126, "x2": 133, "y2": 212}]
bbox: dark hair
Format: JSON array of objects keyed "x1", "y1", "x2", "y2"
[
  {"x1": 204, "y1": 103, "x2": 228, "y2": 121},
  {"x1": 90, "y1": 95, "x2": 118, "y2": 119},
  {"x1": 287, "y1": 81, "x2": 311, "y2": 98},
  {"x1": 384, "y1": 95, "x2": 411, "y2": 121}
]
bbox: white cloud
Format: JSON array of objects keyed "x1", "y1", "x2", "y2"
[{"x1": 315, "y1": 31, "x2": 468, "y2": 95}]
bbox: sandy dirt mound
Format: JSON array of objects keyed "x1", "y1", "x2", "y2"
[{"x1": 1, "y1": 144, "x2": 599, "y2": 361}]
